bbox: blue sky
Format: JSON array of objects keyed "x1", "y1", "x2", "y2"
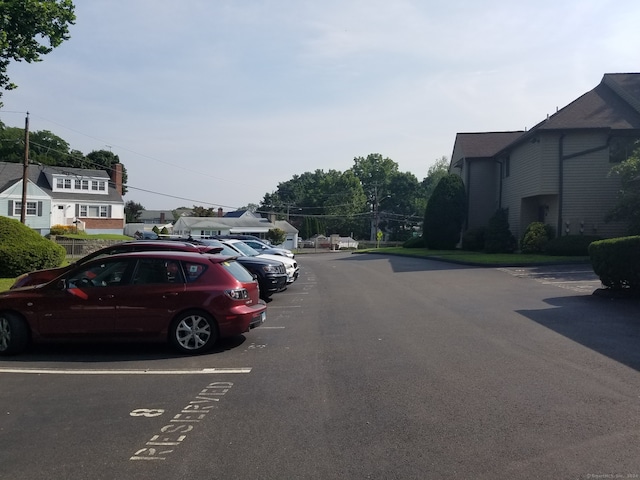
[{"x1": 1, "y1": 0, "x2": 639, "y2": 210}]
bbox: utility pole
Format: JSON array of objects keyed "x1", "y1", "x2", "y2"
[{"x1": 20, "y1": 112, "x2": 29, "y2": 224}]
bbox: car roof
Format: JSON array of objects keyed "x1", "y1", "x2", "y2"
[
  {"x1": 93, "y1": 250, "x2": 236, "y2": 263},
  {"x1": 117, "y1": 240, "x2": 200, "y2": 248}
]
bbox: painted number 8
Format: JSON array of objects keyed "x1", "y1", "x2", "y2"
[{"x1": 130, "y1": 409, "x2": 165, "y2": 417}]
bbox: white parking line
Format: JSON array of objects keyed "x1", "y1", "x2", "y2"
[{"x1": 0, "y1": 367, "x2": 251, "y2": 375}]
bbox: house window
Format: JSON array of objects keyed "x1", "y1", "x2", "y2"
[
  {"x1": 14, "y1": 201, "x2": 37, "y2": 216},
  {"x1": 90, "y1": 180, "x2": 106, "y2": 191},
  {"x1": 79, "y1": 205, "x2": 109, "y2": 218},
  {"x1": 64, "y1": 179, "x2": 71, "y2": 189},
  {"x1": 56, "y1": 178, "x2": 64, "y2": 189},
  {"x1": 74, "y1": 179, "x2": 81, "y2": 189},
  {"x1": 82, "y1": 180, "x2": 89, "y2": 190}
]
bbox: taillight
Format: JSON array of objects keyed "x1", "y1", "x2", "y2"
[{"x1": 225, "y1": 288, "x2": 249, "y2": 300}]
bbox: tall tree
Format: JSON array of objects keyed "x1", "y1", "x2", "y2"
[
  {"x1": 191, "y1": 205, "x2": 216, "y2": 217},
  {"x1": 380, "y1": 171, "x2": 423, "y2": 241},
  {"x1": 0, "y1": 0, "x2": 76, "y2": 105},
  {"x1": 28, "y1": 129, "x2": 71, "y2": 165},
  {"x1": 606, "y1": 143, "x2": 640, "y2": 234},
  {"x1": 86, "y1": 149, "x2": 128, "y2": 194},
  {"x1": 124, "y1": 200, "x2": 144, "y2": 223},
  {"x1": 0, "y1": 120, "x2": 23, "y2": 162},
  {"x1": 423, "y1": 174, "x2": 466, "y2": 249},
  {"x1": 422, "y1": 156, "x2": 450, "y2": 201}
]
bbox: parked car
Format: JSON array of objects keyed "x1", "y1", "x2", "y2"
[
  {"x1": 10, "y1": 240, "x2": 219, "y2": 289},
  {"x1": 0, "y1": 251, "x2": 266, "y2": 356},
  {"x1": 221, "y1": 239, "x2": 299, "y2": 283},
  {"x1": 196, "y1": 239, "x2": 288, "y2": 300},
  {"x1": 212, "y1": 235, "x2": 295, "y2": 258}
]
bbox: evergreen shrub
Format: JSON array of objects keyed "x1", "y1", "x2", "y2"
[
  {"x1": 403, "y1": 236, "x2": 426, "y2": 248},
  {"x1": 521, "y1": 222, "x2": 549, "y2": 253},
  {"x1": 545, "y1": 235, "x2": 601, "y2": 256},
  {"x1": 0, "y1": 217, "x2": 66, "y2": 277},
  {"x1": 461, "y1": 227, "x2": 486, "y2": 251},
  {"x1": 484, "y1": 208, "x2": 516, "y2": 253},
  {"x1": 589, "y1": 236, "x2": 640, "y2": 290}
]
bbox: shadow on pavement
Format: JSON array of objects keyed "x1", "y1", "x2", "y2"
[
  {"x1": 338, "y1": 252, "x2": 477, "y2": 273},
  {"x1": 1, "y1": 335, "x2": 247, "y2": 363},
  {"x1": 517, "y1": 294, "x2": 640, "y2": 371}
]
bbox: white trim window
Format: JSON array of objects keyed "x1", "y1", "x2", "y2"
[
  {"x1": 13, "y1": 201, "x2": 37, "y2": 216},
  {"x1": 79, "y1": 205, "x2": 109, "y2": 218},
  {"x1": 54, "y1": 176, "x2": 105, "y2": 192},
  {"x1": 91, "y1": 180, "x2": 106, "y2": 191}
]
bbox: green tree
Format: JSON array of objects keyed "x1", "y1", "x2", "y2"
[
  {"x1": 86, "y1": 149, "x2": 128, "y2": 194},
  {"x1": 124, "y1": 200, "x2": 144, "y2": 223},
  {"x1": 423, "y1": 174, "x2": 466, "y2": 249},
  {"x1": 606, "y1": 144, "x2": 640, "y2": 234},
  {"x1": 422, "y1": 156, "x2": 449, "y2": 202},
  {"x1": 0, "y1": 120, "x2": 23, "y2": 162},
  {"x1": 0, "y1": 0, "x2": 76, "y2": 105},
  {"x1": 266, "y1": 228, "x2": 286, "y2": 245},
  {"x1": 191, "y1": 205, "x2": 216, "y2": 217},
  {"x1": 484, "y1": 208, "x2": 516, "y2": 253},
  {"x1": 29, "y1": 129, "x2": 71, "y2": 165},
  {"x1": 380, "y1": 171, "x2": 423, "y2": 241}
]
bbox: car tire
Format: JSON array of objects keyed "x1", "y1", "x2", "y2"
[
  {"x1": 169, "y1": 311, "x2": 218, "y2": 354},
  {"x1": 0, "y1": 312, "x2": 30, "y2": 356}
]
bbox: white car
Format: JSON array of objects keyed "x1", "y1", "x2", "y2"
[
  {"x1": 222, "y1": 239, "x2": 299, "y2": 283},
  {"x1": 240, "y1": 239, "x2": 295, "y2": 259}
]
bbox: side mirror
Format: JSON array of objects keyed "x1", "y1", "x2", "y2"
[{"x1": 56, "y1": 279, "x2": 68, "y2": 290}]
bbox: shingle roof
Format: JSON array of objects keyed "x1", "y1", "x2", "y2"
[
  {"x1": 454, "y1": 131, "x2": 525, "y2": 159},
  {"x1": 0, "y1": 161, "x2": 123, "y2": 202},
  {"x1": 535, "y1": 73, "x2": 640, "y2": 131}
]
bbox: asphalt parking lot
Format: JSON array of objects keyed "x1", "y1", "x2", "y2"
[{"x1": 497, "y1": 264, "x2": 603, "y2": 294}]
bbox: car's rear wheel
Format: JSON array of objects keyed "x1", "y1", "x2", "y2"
[
  {"x1": 0, "y1": 312, "x2": 30, "y2": 356},
  {"x1": 169, "y1": 311, "x2": 218, "y2": 354}
]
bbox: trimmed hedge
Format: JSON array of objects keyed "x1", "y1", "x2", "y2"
[
  {"x1": 521, "y1": 222, "x2": 549, "y2": 253},
  {"x1": 461, "y1": 227, "x2": 486, "y2": 251},
  {"x1": 403, "y1": 236, "x2": 426, "y2": 249},
  {"x1": 546, "y1": 235, "x2": 601, "y2": 256},
  {"x1": 0, "y1": 217, "x2": 66, "y2": 277},
  {"x1": 589, "y1": 236, "x2": 640, "y2": 290}
]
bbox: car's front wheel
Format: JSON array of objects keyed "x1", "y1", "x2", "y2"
[
  {"x1": 169, "y1": 311, "x2": 218, "y2": 354},
  {"x1": 0, "y1": 312, "x2": 30, "y2": 356}
]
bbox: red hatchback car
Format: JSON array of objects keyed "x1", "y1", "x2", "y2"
[
  {"x1": 0, "y1": 251, "x2": 266, "y2": 355},
  {"x1": 11, "y1": 240, "x2": 218, "y2": 289}
]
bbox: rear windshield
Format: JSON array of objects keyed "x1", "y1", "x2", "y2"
[{"x1": 220, "y1": 260, "x2": 254, "y2": 283}]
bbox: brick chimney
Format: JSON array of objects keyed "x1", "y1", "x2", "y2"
[
  {"x1": 218, "y1": 207, "x2": 224, "y2": 217},
  {"x1": 110, "y1": 163, "x2": 123, "y2": 195}
]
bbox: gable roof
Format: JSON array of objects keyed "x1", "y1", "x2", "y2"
[
  {"x1": 0, "y1": 161, "x2": 123, "y2": 203},
  {"x1": 453, "y1": 131, "x2": 525, "y2": 159},
  {"x1": 223, "y1": 210, "x2": 261, "y2": 218},
  {"x1": 451, "y1": 131, "x2": 525, "y2": 169},
  {"x1": 532, "y1": 73, "x2": 640, "y2": 132}
]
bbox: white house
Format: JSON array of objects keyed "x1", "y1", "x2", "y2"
[
  {"x1": 0, "y1": 161, "x2": 125, "y2": 235},
  {"x1": 172, "y1": 209, "x2": 299, "y2": 249}
]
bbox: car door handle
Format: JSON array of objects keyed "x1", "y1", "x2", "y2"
[
  {"x1": 99, "y1": 295, "x2": 115, "y2": 300},
  {"x1": 163, "y1": 293, "x2": 179, "y2": 298}
]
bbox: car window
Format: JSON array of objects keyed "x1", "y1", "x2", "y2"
[
  {"x1": 132, "y1": 258, "x2": 185, "y2": 285},
  {"x1": 183, "y1": 262, "x2": 207, "y2": 283},
  {"x1": 220, "y1": 260, "x2": 255, "y2": 283},
  {"x1": 228, "y1": 241, "x2": 259, "y2": 257},
  {"x1": 67, "y1": 259, "x2": 131, "y2": 288}
]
